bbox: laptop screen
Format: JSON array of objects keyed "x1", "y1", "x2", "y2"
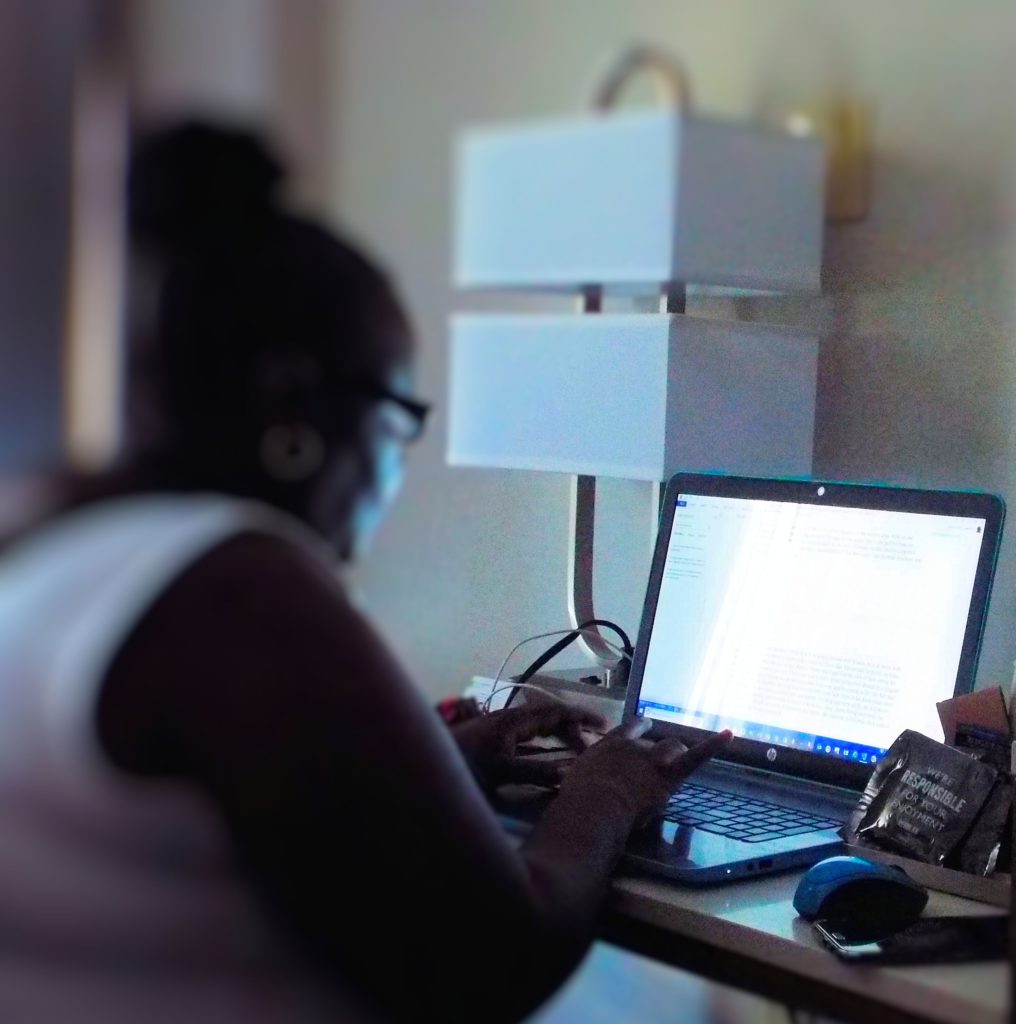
[{"x1": 636, "y1": 488, "x2": 991, "y2": 768}]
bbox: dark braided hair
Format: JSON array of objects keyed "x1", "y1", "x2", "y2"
[{"x1": 125, "y1": 120, "x2": 412, "y2": 521}]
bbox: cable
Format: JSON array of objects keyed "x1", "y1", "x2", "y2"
[
  {"x1": 481, "y1": 681, "x2": 570, "y2": 713},
  {"x1": 598, "y1": 618, "x2": 633, "y2": 657},
  {"x1": 482, "y1": 628, "x2": 627, "y2": 713},
  {"x1": 514, "y1": 618, "x2": 632, "y2": 690}
]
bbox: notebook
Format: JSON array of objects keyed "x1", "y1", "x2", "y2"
[{"x1": 617, "y1": 473, "x2": 1004, "y2": 883}]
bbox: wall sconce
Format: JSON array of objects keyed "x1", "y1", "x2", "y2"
[{"x1": 785, "y1": 99, "x2": 873, "y2": 222}]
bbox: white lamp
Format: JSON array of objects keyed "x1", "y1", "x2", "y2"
[
  {"x1": 455, "y1": 108, "x2": 823, "y2": 295},
  {"x1": 449, "y1": 56, "x2": 824, "y2": 664},
  {"x1": 449, "y1": 313, "x2": 817, "y2": 481}
]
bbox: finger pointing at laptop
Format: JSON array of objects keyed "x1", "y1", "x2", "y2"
[{"x1": 557, "y1": 720, "x2": 733, "y2": 828}]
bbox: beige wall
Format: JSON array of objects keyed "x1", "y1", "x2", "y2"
[{"x1": 328, "y1": 0, "x2": 1016, "y2": 697}]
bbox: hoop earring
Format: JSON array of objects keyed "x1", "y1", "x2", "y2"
[{"x1": 259, "y1": 422, "x2": 325, "y2": 482}]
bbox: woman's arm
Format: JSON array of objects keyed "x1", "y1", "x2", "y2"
[{"x1": 98, "y1": 533, "x2": 643, "y2": 1022}]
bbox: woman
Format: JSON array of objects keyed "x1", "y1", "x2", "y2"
[{"x1": 0, "y1": 122, "x2": 728, "y2": 1023}]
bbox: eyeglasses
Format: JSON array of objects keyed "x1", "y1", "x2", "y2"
[{"x1": 362, "y1": 381, "x2": 431, "y2": 443}]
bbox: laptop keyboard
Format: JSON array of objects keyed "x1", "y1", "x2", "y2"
[{"x1": 664, "y1": 783, "x2": 843, "y2": 843}]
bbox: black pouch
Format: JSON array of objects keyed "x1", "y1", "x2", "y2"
[
  {"x1": 951, "y1": 776, "x2": 1012, "y2": 876},
  {"x1": 842, "y1": 730, "x2": 998, "y2": 866}
]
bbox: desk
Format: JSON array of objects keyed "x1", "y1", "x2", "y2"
[
  {"x1": 600, "y1": 869, "x2": 1007, "y2": 1024},
  {"x1": 503, "y1": 677, "x2": 1008, "y2": 1022}
]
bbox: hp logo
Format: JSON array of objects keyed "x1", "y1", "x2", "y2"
[{"x1": 766, "y1": 747, "x2": 778, "y2": 763}]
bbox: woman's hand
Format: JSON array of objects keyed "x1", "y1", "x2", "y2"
[
  {"x1": 558, "y1": 720, "x2": 733, "y2": 829},
  {"x1": 449, "y1": 701, "x2": 607, "y2": 789}
]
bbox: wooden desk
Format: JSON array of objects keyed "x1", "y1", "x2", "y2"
[{"x1": 600, "y1": 869, "x2": 1007, "y2": 1024}]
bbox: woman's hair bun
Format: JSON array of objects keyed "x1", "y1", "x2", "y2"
[{"x1": 129, "y1": 119, "x2": 285, "y2": 248}]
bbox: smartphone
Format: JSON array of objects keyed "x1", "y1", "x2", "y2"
[{"x1": 814, "y1": 915, "x2": 1008, "y2": 965}]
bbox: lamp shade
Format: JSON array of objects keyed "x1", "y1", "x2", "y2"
[
  {"x1": 448, "y1": 313, "x2": 818, "y2": 481},
  {"x1": 454, "y1": 110, "x2": 824, "y2": 294}
]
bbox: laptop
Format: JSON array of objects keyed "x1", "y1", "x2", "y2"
[{"x1": 502, "y1": 473, "x2": 1005, "y2": 885}]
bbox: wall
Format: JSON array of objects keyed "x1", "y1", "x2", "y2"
[
  {"x1": 130, "y1": 0, "x2": 277, "y2": 119},
  {"x1": 129, "y1": 0, "x2": 334, "y2": 207},
  {"x1": 0, "y1": 2, "x2": 79, "y2": 472},
  {"x1": 327, "y1": 0, "x2": 1016, "y2": 698}
]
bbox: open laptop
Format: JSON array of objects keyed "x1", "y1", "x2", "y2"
[{"x1": 499, "y1": 473, "x2": 1004, "y2": 885}]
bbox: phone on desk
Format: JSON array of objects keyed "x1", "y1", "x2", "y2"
[{"x1": 814, "y1": 915, "x2": 1008, "y2": 965}]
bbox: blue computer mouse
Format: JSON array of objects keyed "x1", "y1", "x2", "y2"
[{"x1": 793, "y1": 855, "x2": 929, "y2": 932}]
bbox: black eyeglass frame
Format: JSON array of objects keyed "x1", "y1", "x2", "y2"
[{"x1": 359, "y1": 381, "x2": 431, "y2": 442}]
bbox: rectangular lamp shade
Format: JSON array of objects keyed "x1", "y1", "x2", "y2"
[
  {"x1": 454, "y1": 110, "x2": 824, "y2": 294},
  {"x1": 448, "y1": 314, "x2": 818, "y2": 481}
]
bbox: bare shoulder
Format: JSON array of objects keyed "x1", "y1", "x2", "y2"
[{"x1": 173, "y1": 529, "x2": 351, "y2": 617}]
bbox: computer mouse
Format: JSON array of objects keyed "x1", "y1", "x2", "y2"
[{"x1": 793, "y1": 855, "x2": 928, "y2": 933}]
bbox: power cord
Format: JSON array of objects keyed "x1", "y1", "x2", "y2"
[
  {"x1": 514, "y1": 618, "x2": 633, "y2": 690},
  {"x1": 482, "y1": 627, "x2": 629, "y2": 713},
  {"x1": 482, "y1": 681, "x2": 572, "y2": 713}
]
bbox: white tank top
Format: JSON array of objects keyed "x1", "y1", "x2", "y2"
[{"x1": 0, "y1": 493, "x2": 356, "y2": 1023}]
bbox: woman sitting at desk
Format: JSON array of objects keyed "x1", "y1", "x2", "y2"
[{"x1": 0, "y1": 123, "x2": 728, "y2": 1023}]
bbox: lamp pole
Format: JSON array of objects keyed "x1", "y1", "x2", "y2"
[{"x1": 567, "y1": 283, "x2": 685, "y2": 666}]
